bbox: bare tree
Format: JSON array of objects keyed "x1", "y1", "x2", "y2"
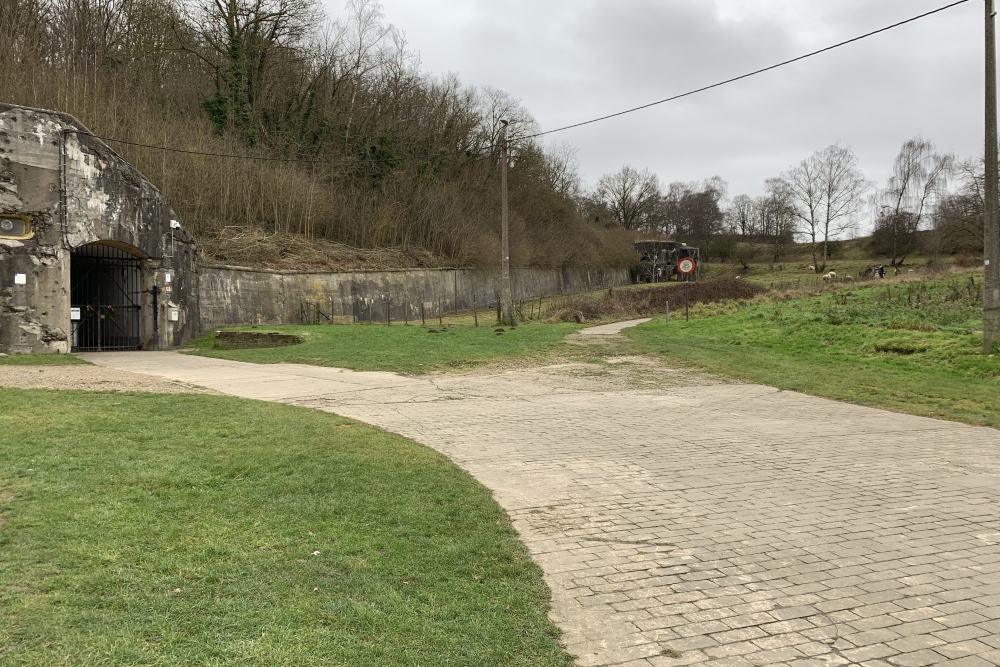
[
  {"x1": 935, "y1": 157, "x2": 989, "y2": 253},
  {"x1": 662, "y1": 177, "x2": 727, "y2": 245},
  {"x1": 593, "y1": 165, "x2": 662, "y2": 231},
  {"x1": 179, "y1": 0, "x2": 323, "y2": 144},
  {"x1": 780, "y1": 144, "x2": 871, "y2": 272},
  {"x1": 727, "y1": 194, "x2": 757, "y2": 240},
  {"x1": 872, "y1": 137, "x2": 952, "y2": 267},
  {"x1": 541, "y1": 141, "x2": 582, "y2": 199},
  {"x1": 760, "y1": 178, "x2": 798, "y2": 263}
]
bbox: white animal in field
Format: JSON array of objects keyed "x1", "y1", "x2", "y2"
[
  {"x1": 808, "y1": 265, "x2": 816, "y2": 271},
  {"x1": 822, "y1": 271, "x2": 837, "y2": 282},
  {"x1": 735, "y1": 276, "x2": 742, "y2": 280},
  {"x1": 845, "y1": 275, "x2": 855, "y2": 283}
]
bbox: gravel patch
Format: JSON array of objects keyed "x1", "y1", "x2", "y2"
[{"x1": 0, "y1": 365, "x2": 210, "y2": 394}]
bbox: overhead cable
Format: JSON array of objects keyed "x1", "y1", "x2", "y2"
[{"x1": 524, "y1": 0, "x2": 971, "y2": 139}]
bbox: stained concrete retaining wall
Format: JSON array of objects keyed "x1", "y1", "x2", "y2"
[{"x1": 198, "y1": 265, "x2": 631, "y2": 329}]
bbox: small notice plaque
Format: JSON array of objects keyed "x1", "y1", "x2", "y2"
[{"x1": 71, "y1": 307, "x2": 81, "y2": 321}]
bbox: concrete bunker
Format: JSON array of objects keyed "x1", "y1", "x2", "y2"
[{"x1": 0, "y1": 104, "x2": 198, "y2": 354}]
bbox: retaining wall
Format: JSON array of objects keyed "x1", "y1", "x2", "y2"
[{"x1": 198, "y1": 266, "x2": 631, "y2": 329}]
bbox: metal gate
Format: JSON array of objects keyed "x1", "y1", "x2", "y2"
[{"x1": 70, "y1": 244, "x2": 143, "y2": 351}]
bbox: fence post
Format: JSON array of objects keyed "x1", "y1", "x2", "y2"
[
  {"x1": 665, "y1": 301, "x2": 670, "y2": 325},
  {"x1": 473, "y1": 293, "x2": 478, "y2": 327}
]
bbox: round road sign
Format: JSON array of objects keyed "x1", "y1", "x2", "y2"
[{"x1": 677, "y1": 257, "x2": 697, "y2": 275}]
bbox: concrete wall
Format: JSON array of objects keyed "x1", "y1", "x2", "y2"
[
  {"x1": 0, "y1": 104, "x2": 198, "y2": 353},
  {"x1": 198, "y1": 265, "x2": 631, "y2": 329}
]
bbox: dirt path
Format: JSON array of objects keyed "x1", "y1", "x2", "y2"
[
  {"x1": 77, "y1": 346, "x2": 1000, "y2": 667},
  {"x1": 0, "y1": 363, "x2": 210, "y2": 393}
]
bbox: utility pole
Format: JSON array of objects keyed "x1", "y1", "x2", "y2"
[
  {"x1": 499, "y1": 119, "x2": 515, "y2": 327},
  {"x1": 986, "y1": 0, "x2": 1000, "y2": 353}
]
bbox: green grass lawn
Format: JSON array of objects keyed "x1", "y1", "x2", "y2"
[
  {"x1": 625, "y1": 276, "x2": 999, "y2": 428},
  {"x1": 189, "y1": 322, "x2": 583, "y2": 374},
  {"x1": 0, "y1": 354, "x2": 87, "y2": 366},
  {"x1": 0, "y1": 390, "x2": 571, "y2": 666}
]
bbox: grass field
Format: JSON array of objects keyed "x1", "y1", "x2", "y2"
[
  {"x1": 189, "y1": 321, "x2": 583, "y2": 374},
  {"x1": 624, "y1": 275, "x2": 999, "y2": 427},
  {"x1": 0, "y1": 390, "x2": 571, "y2": 666}
]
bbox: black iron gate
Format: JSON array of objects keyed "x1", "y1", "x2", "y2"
[{"x1": 71, "y1": 244, "x2": 143, "y2": 351}]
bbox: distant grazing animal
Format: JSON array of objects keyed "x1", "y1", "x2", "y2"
[
  {"x1": 860, "y1": 267, "x2": 874, "y2": 280},
  {"x1": 808, "y1": 265, "x2": 816, "y2": 271},
  {"x1": 735, "y1": 276, "x2": 742, "y2": 280},
  {"x1": 908, "y1": 269, "x2": 914, "y2": 274},
  {"x1": 845, "y1": 275, "x2": 855, "y2": 283},
  {"x1": 822, "y1": 271, "x2": 837, "y2": 282}
]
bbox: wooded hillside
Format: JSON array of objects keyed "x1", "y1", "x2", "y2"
[{"x1": 1, "y1": 0, "x2": 635, "y2": 269}]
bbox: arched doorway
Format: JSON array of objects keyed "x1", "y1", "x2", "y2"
[{"x1": 70, "y1": 243, "x2": 144, "y2": 351}]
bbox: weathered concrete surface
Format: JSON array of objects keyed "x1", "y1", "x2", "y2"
[
  {"x1": 81, "y1": 351, "x2": 1000, "y2": 667},
  {"x1": 0, "y1": 104, "x2": 198, "y2": 354},
  {"x1": 198, "y1": 265, "x2": 631, "y2": 329}
]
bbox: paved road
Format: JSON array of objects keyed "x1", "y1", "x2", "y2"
[{"x1": 81, "y1": 351, "x2": 1000, "y2": 667}]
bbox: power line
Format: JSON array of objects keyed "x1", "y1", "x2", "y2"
[
  {"x1": 82, "y1": 0, "x2": 970, "y2": 163},
  {"x1": 525, "y1": 0, "x2": 971, "y2": 139},
  {"x1": 74, "y1": 129, "x2": 481, "y2": 165}
]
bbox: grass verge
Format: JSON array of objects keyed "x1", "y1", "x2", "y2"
[
  {"x1": 624, "y1": 277, "x2": 999, "y2": 428},
  {"x1": 0, "y1": 389, "x2": 571, "y2": 666},
  {"x1": 188, "y1": 322, "x2": 583, "y2": 374}
]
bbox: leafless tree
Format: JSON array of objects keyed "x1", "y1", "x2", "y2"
[
  {"x1": 662, "y1": 177, "x2": 727, "y2": 245},
  {"x1": 780, "y1": 144, "x2": 871, "y2": 272},
  {"x1": 934, "y1": 158, "x2": 988, "y2": 253},
  {"x1": 178, "y1": 0, "x2": 323, "y2": 143},
  {"x1": 727, "y1": 194, "x2": 757, "y2": 240},
  {"x1": 541, "y1": 142, "x2": 582, "y2": 199},
  {"x1": 593, "y1": 166, "x2": 662, "y2": 231},
  {"x1": 872, "y1": 137, "x2": 952, "y2": 267},
  {"x1": 760, "y1": 178, "x2": 798, "y2": 263}
]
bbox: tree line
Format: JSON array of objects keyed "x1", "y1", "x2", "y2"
[{"x1": 586, "y1": 137, "x2": 990, "y2": 273}]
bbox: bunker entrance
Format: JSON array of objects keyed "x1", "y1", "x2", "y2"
[{"x1": 70, "y1": 244, "x2": 143, "y2": 352}]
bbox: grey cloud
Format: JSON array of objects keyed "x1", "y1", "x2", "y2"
[{"x1": 348, "y1": 0, "x2": 987, "y2": 198}]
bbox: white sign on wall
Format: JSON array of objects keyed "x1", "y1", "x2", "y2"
[
  {"x1": 14, "y1": 273, "x2": 26, "y2": 285},
  {"x1": 70, "y1": 307, "x2": 81, "y2": 321}
]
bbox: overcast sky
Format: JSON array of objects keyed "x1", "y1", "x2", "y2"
[{"x1": 327, "y1": 0, "x2": 985, "y2": 199}]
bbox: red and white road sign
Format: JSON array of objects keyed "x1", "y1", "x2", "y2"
[{"x1": 677, "y1": 257, "x2": 696, "y2": 275}]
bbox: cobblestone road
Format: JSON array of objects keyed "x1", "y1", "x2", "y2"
[{"x1": 82, "y1": 351, "x2": 1000, "y2": 667}]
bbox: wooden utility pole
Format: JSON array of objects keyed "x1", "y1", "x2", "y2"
[
  {"x1": 987, "y1": 0, "x2": 1000, "y2": 352},
  {"x1": 499, "y1": 119, "x2": 515, "y2": 327}
]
